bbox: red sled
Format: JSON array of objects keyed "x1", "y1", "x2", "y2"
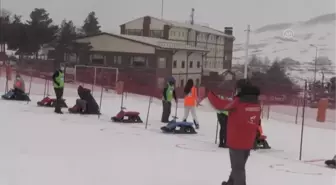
[
  {"x1": 111, "y1": 108, "x2": 142, "y2": 123},
  {"x1": 37, "y1": 96, "x2": 68, "y2": 108}
]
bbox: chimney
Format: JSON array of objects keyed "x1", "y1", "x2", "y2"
[
  {"x1": 224, "y1": 27, "x2": 233, "y2": 35},
  {"x1": 190, "y1": 8, "x2": 195, "y2": 25}
]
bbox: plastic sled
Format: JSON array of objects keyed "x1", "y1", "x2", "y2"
[
  {"x1": 68, "y1": 105, "x2": 101, "y2": 115},
  {"x1": 254, "y1": 135, "x2": 271, "y2": 149},
  {"x1": 111, "y1": 108, "x2": 142, "y2": 123},
  {"x1": 161, "y1": 118, "x2": 197, "y2": 134},
  {"x1": 1, "y1": 90, "x2": 30, "y2": 101},
  {"x1": 325, "y1": 156, "x2": 336, "y2": 169},
  {"x1": 68, "y1": 105, "x2": 80, "y2": 114},
  {"x1": 37, "y1": 97, "x2": 68, "y2": 108}
]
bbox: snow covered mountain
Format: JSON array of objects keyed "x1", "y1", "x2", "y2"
[{"x1": 233, "y1": 13, "x2": 336, "y2": 82}]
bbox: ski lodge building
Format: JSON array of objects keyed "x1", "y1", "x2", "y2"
[
  {"x1": 75, "y1": 32, "x2": 209, "y2": 88},
  {"x1": 74, "y1": 15, "x2": 235, "y2": 88},
  {"x1": 119, "y1": 16, "x2": 235, "y2": 82}
]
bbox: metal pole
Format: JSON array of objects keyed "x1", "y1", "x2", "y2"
[
  {"x1": 299, "y1": 81, "x2": 307, "y2": 160},
  {"x1": 161, "y1": 0, "x2": 164, "y2": 19},
  {"x1": 120, "y1": 90, "x2": 124, "y2": 109},
  {"x1": 244, "y1": 25, "x2": 250, "y2": 79},
  {"x1": 98, "y1": 83, "x2": 104, "y2": 119},
  {"x1": 314, "y1": 47, "x2": 317, "y2": 84},
  {"x1": 310, "y1": 44, "x2": 318, "y2": 85},
  {"x1": 295, "y1": 99, "x2": 299, "y2": 124},
  {"x1": 0, "y1": 0, "x2": 4, "y2": 53},
  {"x1": 145, "y1": 96, "x2": 152, "y2": 129}
]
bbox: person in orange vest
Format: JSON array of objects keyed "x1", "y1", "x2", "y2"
[
  {"x1": 13, "y1": 74, "x2": 25, "y2": 93},
  {"x1": 182, "y1": 79, "x2": 200, "y2": 129}
]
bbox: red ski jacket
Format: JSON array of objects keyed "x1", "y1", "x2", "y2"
[{"x1": 208, "y1": 89, "x2": 261, "y2": 150}]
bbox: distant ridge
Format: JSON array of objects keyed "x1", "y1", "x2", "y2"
[{"x1": 254, "y1": 12, "x2": 336, "y2": 33}]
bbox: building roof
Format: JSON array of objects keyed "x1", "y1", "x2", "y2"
[
  {"x1": 122, "y1": 16, "x2": 234, "y2": 38},
  {"x1": 77, "y1": 32, "x2": 210, "y2": 52}
]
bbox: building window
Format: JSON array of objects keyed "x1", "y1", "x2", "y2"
[
  {"x1": 197, "y1": 61, "x2": 201, "y2": 68},
  {"x1": 157, "y1": 77, "x2": 165, "y2": 88},
  {"x1": 114, "y1": 56, "x2": 122, "y2": 64},
  {"x1": 150, "y1": 30, "x2": 163, "y2": 38},
  {"x1": 189, "y1": 61, "x2": 193, "y2": 68},
  {"x1": 180, "y1": 79, "x2": 184, "y2": 87},
  {"x1": 90, "y1": 54, "x2": 105, "y2": 65},
  {"x1": 178, "y1": 32, "x2": 180, "y2": 37},
  {"x1": 182, "y1": 32, "x2": 184, "y2": 37},
  {"x1": 173, "y1": 60, "x2": 177, "y2": 68},
  {"x1": 157, "y1": 57, "x2": 166, "y2": 68},
  {"x1": 131, "y1": 56, "x2": 148, "y2": 67},
  {"x1": 127, "y1": 29, "x2": 143, "y2": 36},
  {"x1": 195, "y1": 78, "x2": 200, "y2": 86},
  {"x1": 181, "y1": 61, "x2": 185, "y2": 68}
]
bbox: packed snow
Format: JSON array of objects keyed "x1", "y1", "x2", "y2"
[{"x1": 0, "y1": 76, "x2": 335, "y2": 185}]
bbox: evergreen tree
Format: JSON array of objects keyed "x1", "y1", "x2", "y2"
[
  {"x1": 57, "y1": 19, "x2": 77, "y2": 47},
  {"x1": 82, "y1": 11, "x2": 101, "y2": 35},
  {"x1": 26, "y1": 8, "x2": 58, "y2": 57}
]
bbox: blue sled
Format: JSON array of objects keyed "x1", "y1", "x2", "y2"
[
  {"x1": 2, "y1": 90, "x2": 31, "y2": 101},
  {"x1": 161, "y1": 119, "x2": 197, "y2": 134},
  {"x1": 166, "y1": 120, "x2": 193, "y2": 129}
]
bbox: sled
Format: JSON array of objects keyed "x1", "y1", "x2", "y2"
[
  {"x1": 37, "y1": 97, "x2": 68, "y2": 108},
  {"x1": 254, "y1": 134, "x2": 271, "y2": 149},
  {"x1": 325, "y1": 156, "x2": 336, "y2": 169},
  {"x1": 111, "y1": 107, "x2": 143, "y2": 123},
  {"x1": 1, "y1": 90, "x2": 30, "y2": 101},
  {"x1": 161, "y1": 117, "x2": 197, "y2": 134},
  {"x1": 68, "y1": 105, "x2": 101, "y2": 115}
]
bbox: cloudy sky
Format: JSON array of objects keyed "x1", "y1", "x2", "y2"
[{"x1": 2, "y1": 0, "x2": 335, "y2": 39}]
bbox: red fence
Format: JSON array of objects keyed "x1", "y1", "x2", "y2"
[{"x1": 0, "y1": 64, "x2": 335, "y2": 127}]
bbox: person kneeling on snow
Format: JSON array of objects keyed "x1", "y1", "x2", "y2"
[
  {"x1": 13, "y1": 74, "x2": 25, "y2": 94},
  {"x1": 69, "y1": 85, "x2": 100, "y2": 114}
]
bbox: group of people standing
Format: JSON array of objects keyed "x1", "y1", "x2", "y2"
[
  {"x1": 161, "y1": 77, "x2": 261, "y2": 185},
  {"x1": 161, "y1": 77, "x2": 200, "y2": 129}
]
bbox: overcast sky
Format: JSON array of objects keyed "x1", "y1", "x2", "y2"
[{"x1": 2, "y1": 0, "x2": 335, "y2": 39}]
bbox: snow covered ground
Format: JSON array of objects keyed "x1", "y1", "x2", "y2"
[{"x1": 0, "y1": 77, "x2": 335, "y2": 185}]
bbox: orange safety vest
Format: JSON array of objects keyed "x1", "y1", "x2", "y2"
[{"x1": 184, "y1": 86, "x2": 197, "y2": 107}]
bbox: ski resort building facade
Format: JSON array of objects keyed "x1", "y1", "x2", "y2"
[
  {"x1": 74, "y1": 32, "x2": 209, "y2": 89},
  {"x1": 119, "y1": 16, "x2": 235, "y2": 79}
]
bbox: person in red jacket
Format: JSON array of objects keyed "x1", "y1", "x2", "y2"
[{"x1": 218, "y1": 79, "x2": 261, "y2": 185}]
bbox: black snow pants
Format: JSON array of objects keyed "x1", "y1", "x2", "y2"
[
  {"x1": 54, "y1": 87, "x2": 64, "y2": 112},
  {"x1": 161, "y1": 100, "x2": 172, "y2": 123},
  {"x1": 217, "y1": 113, "x2": 228, "y2": 146},
  {"x1": 226, "y1": 148, "x2": 250, "y2": 185}
]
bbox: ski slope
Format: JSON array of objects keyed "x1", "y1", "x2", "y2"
[{"x1": 0, "y1": 77, "x2": 335, "y2": 185}]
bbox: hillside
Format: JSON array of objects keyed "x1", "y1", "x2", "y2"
[{"x1": 233, "y1": 13, "x2": 336, "y2": 82}]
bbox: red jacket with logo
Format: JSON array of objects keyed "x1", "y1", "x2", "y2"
[{"x1": 224, "y1": 97, "x2": 261, "y2": 150}]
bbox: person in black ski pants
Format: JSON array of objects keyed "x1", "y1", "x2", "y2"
[
  {"x1": 52, "y1": 67, "x2": 65, "y2": 114},
  {"x1": 217, "y1": 110, "x2": 229, "y2": 148}
]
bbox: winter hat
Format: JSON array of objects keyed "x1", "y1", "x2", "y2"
[{"x1": 167, "y1": 76, "x2": 176, "y2": 84}]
